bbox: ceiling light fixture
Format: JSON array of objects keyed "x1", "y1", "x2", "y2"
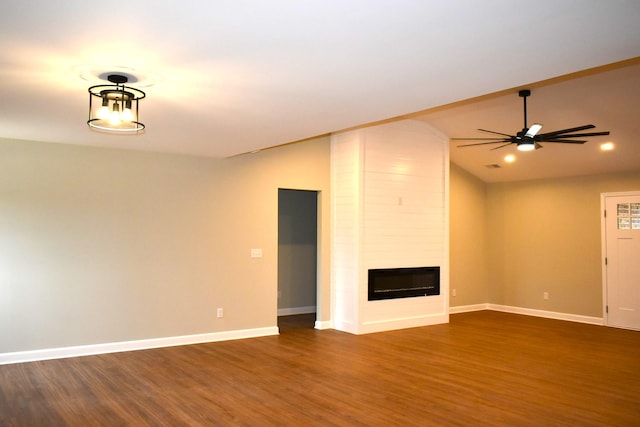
[
  {"x1": 88, "y1": 74, "x2": 145, "y2": 133},
  {"x1": 517, "y1": 141, "x2": 535, "y2": 151}
]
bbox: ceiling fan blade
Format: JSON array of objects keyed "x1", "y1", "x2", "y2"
[
  {"x1": 451, "y1": 137, "x2": 511, "y2": 141},
  {"x1": 542, "y1": 139, "x2": 587, "y2": 144},
  {"x1": 490, "y1": 143, "x2": 513, "y2": 150},
  {"x1": 542, "y1": 131, "x2": 610, "y2": 138},
  {"x1": 457, "y1": 140, "x2": 510, "y2": 147},
  {"x1": 478, "y1": 128, "x2": 514, "y2": 138},
  {"x1": 539, "y1": 124, "x2": 595, "y2": 137}
]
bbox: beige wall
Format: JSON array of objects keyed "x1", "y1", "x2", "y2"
[
  {"x1": 449, "y1": 164, "x2": 489, "y2": 306},
  {"x1": 451, "y1": 165, "x2": 640, "y2": 317},
  {"x1": 0, "y1": 136, "x2": 330, "y2": 353},
  {"x1": 487, "y1": 171, "x2": 640, "y2": 317},
  {"x1": 3, "y1": 130, "x2": 638, "y2": 355}
]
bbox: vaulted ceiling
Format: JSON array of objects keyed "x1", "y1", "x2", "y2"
[
  {"x1": 1, "y1": 1, "x2": 639, "y2": 182},
  {"x1": 415, "y1": 60, "x2": 640, "y2": 182}
]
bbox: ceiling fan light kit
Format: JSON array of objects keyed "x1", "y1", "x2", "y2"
[
  {"x1": 87, "y1": 74, "x2": 146, "y2": 133},
  {"x1": 453, "y1": 89, "x2": 610, "y2": 151},
  {"x1": 517, "y1": 142, "x2": 535, "y2": 151}
]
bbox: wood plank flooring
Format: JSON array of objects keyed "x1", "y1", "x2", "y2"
[{"x1": 1, "y1": 311, "x2": 640, "y2": 426}]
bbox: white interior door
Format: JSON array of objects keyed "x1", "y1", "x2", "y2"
[{"x1": 603, "y1": 192, "x2": 640, "y2": 330}]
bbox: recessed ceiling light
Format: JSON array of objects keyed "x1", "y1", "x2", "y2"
[
  {"x1": 504, "y1": 154, "x2": 516, "y2": 163},
  {"x1": 600, "y1": 142, "x2": 615, "y2": 151}
]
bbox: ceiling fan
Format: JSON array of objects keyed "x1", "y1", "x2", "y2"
[{"x1": 452, "y1": 89, "x2": 610, "y2": 151}]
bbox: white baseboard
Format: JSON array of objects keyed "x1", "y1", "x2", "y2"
[
  {"x1": 449, "y1": 303, "x2": 490, "y2": 314},
  {"x1": 2, "y1": 305, "x2": 605, "y2": 366},
  {"x1": 0, "y1": 326, "x2": 279, "y2": 366},
  {"x1": 314, "y1": 320, "x2": 333, "y2": 330},
  {"x1": 487, "y1": 304, "x2": 604, "y2": 325},
  {"x1": 277, "y1": 306, "x2": 316, "y2": 316},
  {"x1": 450, "y1": 303, "x2": 603, "y2": 325},
  {"x1": 359, "y1": 313, "x2": 449, "y2": 334},
  {"x1": 276, "y1": 307, "x2": 330, "y2": 329}
]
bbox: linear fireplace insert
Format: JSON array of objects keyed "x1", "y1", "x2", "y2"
[{"x1": 368, "y1": 266, "x2": 440, "y2": 300}]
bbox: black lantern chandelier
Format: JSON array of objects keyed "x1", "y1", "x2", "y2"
[{"x1": 87, "y1": 74, "x2": 145, "y2": 133}]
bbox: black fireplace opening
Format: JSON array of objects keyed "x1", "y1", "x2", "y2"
[{"x1": 368, "y1": 266, "x2": 440, "y2": 301}]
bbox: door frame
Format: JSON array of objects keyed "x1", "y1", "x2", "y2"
[
  {"x1": 600, "y1": 190, "x2": 640, "y2": 327},
  {"x1": 277, "y1": 188, "x2": 321, "y2": 327}
]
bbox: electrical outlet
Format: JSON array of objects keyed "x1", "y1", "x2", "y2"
[
  {"x1": 452, "y1": 289, "x2": 457, "y2": 297},
  {"x1": 217, "y1": 307, "x2": 224, "y2": 318},
  {"x1": 543, "y1": 292, "x2": 549, "y2": 300}
]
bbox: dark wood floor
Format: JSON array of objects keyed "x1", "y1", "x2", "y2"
[
  {"x1": 278, "y1": 312, "x2": 317, "y2": 330},
  {"x1": 2, "y1": 311, "x2": 640, "y2": 426}
]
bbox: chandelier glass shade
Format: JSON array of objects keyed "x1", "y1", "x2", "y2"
[{"x1": 87, "y1": 74, "x2": 145, "y2": 133}]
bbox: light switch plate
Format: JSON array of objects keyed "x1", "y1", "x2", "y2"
[{"x1": 251, "y1": 248, "x2": 263, "y2": 258}]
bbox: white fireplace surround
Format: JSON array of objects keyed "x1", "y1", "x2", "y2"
[{"x1": 330, "y1": 120, "x2": 450, "y2": 334}]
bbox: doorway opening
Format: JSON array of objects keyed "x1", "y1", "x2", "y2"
[{"x1": 277, "y1": 189, "x2": 319, "y2": 331}]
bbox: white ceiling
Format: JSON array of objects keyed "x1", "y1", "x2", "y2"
[{"x1": 1, "y1": 1, "x2": 639, "y2": 182}]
